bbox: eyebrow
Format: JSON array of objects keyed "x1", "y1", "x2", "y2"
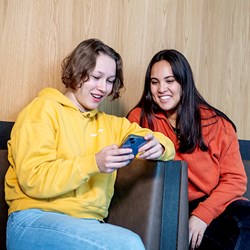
[
  {"x1": 93, "y1": 71, "x2": 116, "y2": 79},
  {"x1": 150, "y1": 75, "x2": 175, "y2": 80}
]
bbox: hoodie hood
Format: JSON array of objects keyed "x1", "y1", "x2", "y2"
[{"x1": 38, "y1": 87, "x2": 98, "y2": 118}]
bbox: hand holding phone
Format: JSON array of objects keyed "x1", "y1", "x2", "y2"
[{"x1": 120, "y1": 134, "x2": 147, "y2": 156}]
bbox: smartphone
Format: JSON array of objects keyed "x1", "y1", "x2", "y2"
[{"x1": 120, "y1": 134, "x2": 147, "y2": 156}]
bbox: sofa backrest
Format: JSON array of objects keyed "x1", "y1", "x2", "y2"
[
  {"x1": 0, "y1": 121, "x2": 13, "y2": 149},
  {"x1": 0, "y1": 121, "x2": 249, "y2": 250},
  {"x1": 0, "y1": 150, "x2": 9, "y2": 249},
  {"x1": 0, "y1": 121, "x2": 14, "y2": 249},
  {"x1": 243, "y1": 160, "x2": 250, "y2": 199}
]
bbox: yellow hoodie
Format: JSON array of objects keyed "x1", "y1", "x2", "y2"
[{"x1": 5, "y1": 88, "x2": 175, "y2": 220}]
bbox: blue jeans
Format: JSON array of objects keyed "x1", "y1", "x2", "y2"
[
  {"x1": 189, "y1": 199, "x2": 250, "y2": 250},
  {"x1": 6, "y1": 209, "x2": 145, "y2": 250}
]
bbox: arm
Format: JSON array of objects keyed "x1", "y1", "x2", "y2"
[
  {"x1": 10, "y1": 110, "x2": 174, "y2": 199},
  {"x1": 95, "y1": 133, "x2": 170, "y2": 173},
  {"x1": 120, "y1": 117, "x2": 175, "y2": 161},
  {"x1": 189, "y1": 119, "x2": 247, "y2": 248},
  {"x1": 10, "y1": 121, "x2": 100, "y2": 199},
  {"x1": 95, "y1": 115, "x2": 175, "y2": 173},
  {"x1": 192, "y1": 124, "x2": 247, "y2": 225}
]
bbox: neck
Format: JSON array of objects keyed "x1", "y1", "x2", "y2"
[
  {"x1": 165, "y1": 110, "x2": 177, "y2": 128},
  {"x1": 64, "y1": 90, "x2": 86, "y2": 113}
]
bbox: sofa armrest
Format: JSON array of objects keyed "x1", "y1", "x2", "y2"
[
  {"x1": 243, "y1": 160, "x2": 250, "y2": 199},
  {"x1": 107, "y1": 159, "x2": 188, "y2": 250}
]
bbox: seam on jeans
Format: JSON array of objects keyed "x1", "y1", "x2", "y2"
[{"x1": 10, "y1": 219, "x2": 108, "y2": 249}]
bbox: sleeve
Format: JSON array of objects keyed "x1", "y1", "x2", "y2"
[
  {"x1": 9, "y1": 120, "x2": 100, "y2": 199},
  {"x1": 192, "y1": 119, "x2": 247, "y2": 225},
  {"x1": 126, "y1": 108, "x2": 175, "y2": 160},
  {"x1": 115, "y1": 116, "x2": 175, "y2": 162}
]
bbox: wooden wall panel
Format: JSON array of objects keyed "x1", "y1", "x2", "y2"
[{"x1": 0, "y1": 0, "x2": 249, "y2": 139}]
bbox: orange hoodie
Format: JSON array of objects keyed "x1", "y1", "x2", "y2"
[{"x1": 127, "y1": 106, "x2": 247, "y2": 225}]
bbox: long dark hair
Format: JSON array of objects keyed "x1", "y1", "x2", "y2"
[
  {"x1": 128, "y1": 49, "x2": 236, "y2": 153},
  {"x1": 61, "y1": 38, "x2": 124, "y2": 100}
]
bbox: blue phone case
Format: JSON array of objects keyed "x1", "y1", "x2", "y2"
[{"x1": 120, "y1": 134, "x2": 147, "y2": 156}]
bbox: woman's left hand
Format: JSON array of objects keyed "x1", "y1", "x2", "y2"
[
  {"x1": 189, "y1": 215, "x2": 208, "y2": 249},
  {"x1": 137, "y1": 134, "x2": 164, "y2": 160}
]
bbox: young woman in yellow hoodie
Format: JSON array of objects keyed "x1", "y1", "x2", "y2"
[{"x1": 5, "y1": 39, "x2": 175, "y2": 250}]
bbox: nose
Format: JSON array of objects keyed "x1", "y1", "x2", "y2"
[
  {"x1": 97, "y1": 79, "x2": 107, "y2": 92},
  {"x1": 158, "y1": 82, "x2": 167, "y2": 93}
]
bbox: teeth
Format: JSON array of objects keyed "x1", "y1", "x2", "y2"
[
  {"x1": 92, "y1": 94, "x2": 102, "y2": 99},
  {"x1": 160, "y1": 96, "x2": 170, "y2": 100}
]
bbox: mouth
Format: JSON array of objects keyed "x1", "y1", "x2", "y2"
[
  {"x1": 91, "y1": 93, "x2": 103, "y2": 100},
  {"x1": 159, "y1": 95, "x2": 171, "y2": 100}
]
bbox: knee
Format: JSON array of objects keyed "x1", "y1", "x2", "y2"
[{"x1": 120, "y1": 231, "x2": 145, "y2": 250}]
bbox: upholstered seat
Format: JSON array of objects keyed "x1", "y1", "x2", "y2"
[
  {"x1": 0, "y1": 121, "x2": 189, "y2": 250},
  {"x1": 1, "y1": 121, "x2": 249, "y2": 250}
]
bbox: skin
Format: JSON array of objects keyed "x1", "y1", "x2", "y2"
[
  {"x1": 65, "y1": 53, "x2": 164, "y2": 173},
  {"x1": 150, "y1": 60, "x2": 207, "y2": 249},
  {"x1": 150, "y1": 60, "x2": 181, "y2": 128}
]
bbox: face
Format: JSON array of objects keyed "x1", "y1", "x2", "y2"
[
  {"x1": 65, "y1": 53, "x2": 116, "y2": 112},
  {"x1": 150, "y1": 60, "x2": 182, "y2": 119}
]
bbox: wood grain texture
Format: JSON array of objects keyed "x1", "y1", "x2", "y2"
[{"x1": 0, "y1": 0, "x2": 249, "y2": 139}]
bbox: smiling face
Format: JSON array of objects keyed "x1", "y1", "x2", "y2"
[
  {"x1": 150, "y1": 60, "x2": 182, "y2": 120},
  {"x1": 65, "y1": 53, "x2": 116, "y2": 112}
]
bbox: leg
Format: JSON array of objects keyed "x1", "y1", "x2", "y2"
[
  {"x1": 189, "y1": 197, "x2": 239, "y2": 250},
  {"x1": 198, "y1": 199, "x2": 250, "y2": 250},
  {"x1": 7, "y1": 209, "x2": 145, "y2": 250},
  {"x1": 198, "y1": 213, "x2": 239, "y2": 250},
  {"x1": 226, "y1": 200, "x2": 250, "y2": 250}
]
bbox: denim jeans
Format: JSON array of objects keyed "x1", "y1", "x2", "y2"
[
  {"x1": 189, "y1": 199, "x2": 250, "y2": 250},
  {"x1": 6, "y1": 209, "x2": 145, "y2": 250}
]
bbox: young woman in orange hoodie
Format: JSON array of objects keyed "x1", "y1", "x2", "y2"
[{"x1": 127, "y1": 49, "x2": 250, "y2": 250}]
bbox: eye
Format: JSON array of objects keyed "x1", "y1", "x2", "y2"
[
  {"x1": 165, "y1": 77, "x2": 176, "y2": 84},
  {"x1": 107, "y1": 78, "x2": 115, "y2": 84},
  {"x1": 91, "y1": 75, "x2": 100, "y2": 80},
  {"x1": 150, "y1": 80, "x2": 158, "y2": 85},
  {"x1": 166, "y1": 79, "x2": 175, "y2": 84}
]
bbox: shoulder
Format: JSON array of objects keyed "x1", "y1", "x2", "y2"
[
  {"x1": 200, "y1": 106, "x2": 217, "y2": 119},
  {"x1": 128, "y1": 107, "x2": 142, "y2": 117},
  {"x1": 127, "y1": 107, "x2": 142, "y2": 122},
  {"x1": 200, "y1": 106, "x2": 236, "y2": 138},
  {"x1": 16, "y1": 88, "x2": 76, "y2": 125}
]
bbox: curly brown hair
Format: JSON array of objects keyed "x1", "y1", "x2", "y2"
[{"x1": 61, "y1": 38, "x2": 124, "y2": 100}]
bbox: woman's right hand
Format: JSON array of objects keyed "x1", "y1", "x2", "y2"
[{"x1": 95, "y1": 145, "x2": 134, "y2": 173}]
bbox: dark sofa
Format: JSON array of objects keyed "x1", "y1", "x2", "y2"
[
  {"x1": 0, "y1": 121, "x2": 189, "y2": 250},
  {"x1": 0, "y1": 121, "x2": 249, "y2": 250}
]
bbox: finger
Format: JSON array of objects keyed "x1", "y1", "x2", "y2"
[
  {"x1": 138, "y1": 143, "x2": 162, "y2": 158},
  {"x1": 138, "y1": 150, "x2": 161, "y2": 160},
  {"x1": 138, "y1": 135, "x2": 156, "y2": 152},
  {"x1": 138, "y1": 139, "x2": 158, "y2": 153},
  {"x1": 116, "y1": 148, "x2": 133, "y2": 155},
  {"x1": 144, "y1": 133, "x2": 154, "y2": 140},
  {"x1": 190, "y1": 233, "x2": 200, "y2": 250},
  {"x1": 189, "y1": 233, "x2": 192, "y2": 246},
  {"x1": 196, "y1": 233, "x2": 204, "y2": 248},
  {"x1": 191, "y1": 237, "x2": 197, "y2": 250},
  {"x1": 107, "y1": 153, "x2": 134, "y2": 165},
  {"x1": 116, "y1": 154, "x2": 134, "y2": 162},
  {"x1": 105, "y1": 160, "x2": 132, "y2": 172}
]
